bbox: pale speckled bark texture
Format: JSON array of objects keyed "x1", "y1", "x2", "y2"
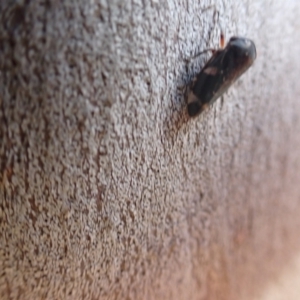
[{"x1": 1, "y1": 0, "x2": 300, "y2": 299}]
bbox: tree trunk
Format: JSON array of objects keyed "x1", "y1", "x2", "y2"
[{"x1": 1, "y1": 0, "x2": 300, "y2": 299}]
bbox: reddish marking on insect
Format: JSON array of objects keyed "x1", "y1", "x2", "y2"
[
  {"x1": 220, "y1": 32, "x2": 225, "y2": 48},
  {"x1": 204, "y1": 67, "x2": 218, "y2": 75}
]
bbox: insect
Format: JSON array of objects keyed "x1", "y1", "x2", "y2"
[{"x1": 186, "y1": 36, "x2": 256, "y2": 117}]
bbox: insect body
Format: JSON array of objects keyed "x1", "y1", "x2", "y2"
[{"x1": 186, "y1": 37, "x2": 256, "y2": 117}]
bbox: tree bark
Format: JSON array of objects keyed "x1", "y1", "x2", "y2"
[{"x1": 1, "y1": 0, "x2": 300, "y2": 299}]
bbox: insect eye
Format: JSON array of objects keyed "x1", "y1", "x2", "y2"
[
  {"x1": 230, "y1": 37, "x2": 250, "y2": 47},
  {"x1": 229, "y1": 36, "x2": 239, "y2": 42}
]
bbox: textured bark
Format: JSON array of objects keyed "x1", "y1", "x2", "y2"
[{"x1": 1, "y1": 0, "x2": 300, "y2": 299}]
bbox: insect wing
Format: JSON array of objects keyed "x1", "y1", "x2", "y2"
[{"x1": 191, "y1": 49, "x2": 229, "y2": 106}]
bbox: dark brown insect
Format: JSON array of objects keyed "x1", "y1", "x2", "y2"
[{"x1": 186, "y1": 37, "x2": 256, "y2": 117}]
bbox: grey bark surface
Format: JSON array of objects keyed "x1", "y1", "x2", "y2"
[{"x1": 1, "y1": 0, "x2": 300, "y2": 299}]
